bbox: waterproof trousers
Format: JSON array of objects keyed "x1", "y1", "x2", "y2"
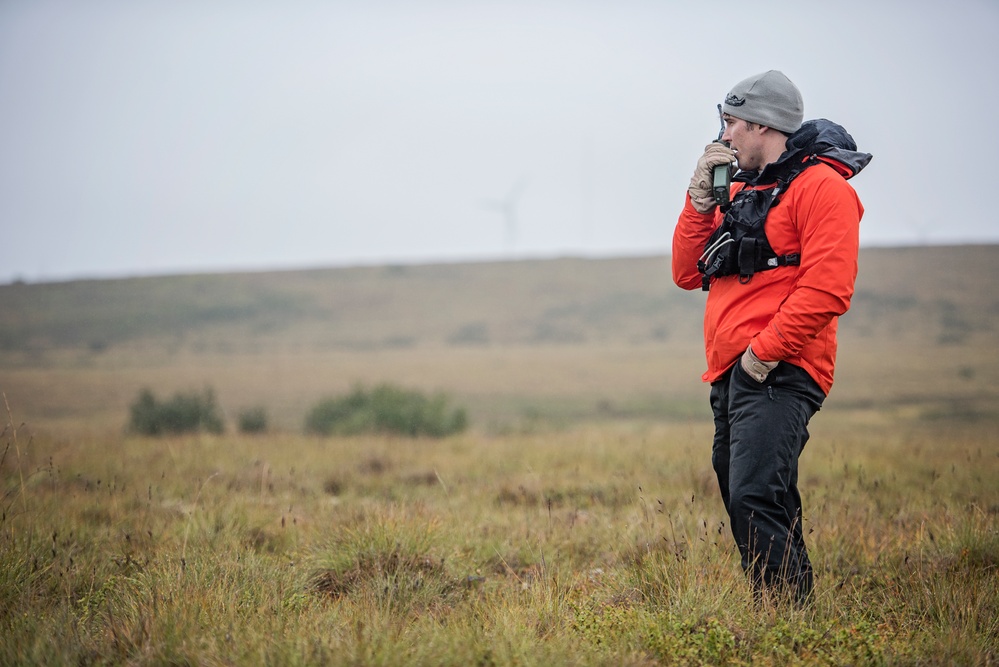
[{"x1": 709, "y1": 361, "x2": 825, "y2": 604}]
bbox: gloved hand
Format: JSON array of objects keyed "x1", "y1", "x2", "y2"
[
  {"x1": 688, "y1": 142, "x2": 735, "y2": 213},
  {"x1": 740, "y1": 345, "x2": 778, "y2": 383}
]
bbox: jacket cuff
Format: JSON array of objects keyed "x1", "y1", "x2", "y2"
[{"x1": 749, "y1": 332, "x2": 782, "y2": 364}]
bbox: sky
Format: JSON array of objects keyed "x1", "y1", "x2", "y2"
[{"x1": 1, "y1": 0, "x2": 997, "y2": 283}]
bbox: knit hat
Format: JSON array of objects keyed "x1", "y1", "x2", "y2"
[{"x1": 722, "y1": 70, "x2": 803, "y2": 134}]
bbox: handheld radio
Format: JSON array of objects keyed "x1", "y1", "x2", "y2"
[{"x1": 712, "y1": 103, "x2": 733, "y2": 211}]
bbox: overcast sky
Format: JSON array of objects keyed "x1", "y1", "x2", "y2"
[{"x1": 1, "y1": 0, "x2": 996, "y2": 283}]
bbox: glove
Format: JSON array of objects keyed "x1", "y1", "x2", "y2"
[
  {"x1": 688, "y1": 142, "x2": 735, "y2": 214},
  {"x1": 740, "y1": 345, "x2": 778, "y2": 383}
]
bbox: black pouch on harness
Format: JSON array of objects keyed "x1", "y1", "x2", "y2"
[{"x1": 696, "y1": 185, "x2": 800, "y2": 291}]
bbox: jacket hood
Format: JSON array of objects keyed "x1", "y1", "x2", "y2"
[{"x1": 737, "y1": 118, "x2": 873, "y2": 185}]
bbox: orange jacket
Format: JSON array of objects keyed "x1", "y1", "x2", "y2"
[{"x1": 672, "y1": 159, "x2": 865, "y2": 395}]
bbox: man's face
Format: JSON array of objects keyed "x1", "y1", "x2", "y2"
[{"x1": 721, "y1": 114, "x2": 765, "y2": 172}]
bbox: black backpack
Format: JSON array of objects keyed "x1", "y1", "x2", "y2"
[{"x1": 696, "y1": 118, "x2": 873, "y2": 292}]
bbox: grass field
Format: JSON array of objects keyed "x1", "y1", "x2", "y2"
[{"x1": 2, "y1": 246, "x2": 998, "y2": 664}]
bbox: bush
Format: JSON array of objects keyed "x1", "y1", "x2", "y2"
[
  {"x1": 238, "y1": 407, "x2": 269, "y2": 434},
  {"x1": 304, "y1": 384, "x2": 467, "y2": 438},
  {"x1": 128, "y1": 387, "x2": 225, "y2": 436}
]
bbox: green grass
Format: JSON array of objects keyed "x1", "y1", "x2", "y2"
[{"x1": 2, "y1": 411, "x2": 996, "y2": 665}]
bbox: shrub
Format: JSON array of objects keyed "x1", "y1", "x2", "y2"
[
  {"x1": 128, "y1": 387, "x2": 225, "y2": 436},
  {"x1": 238, "y1": 407, "x2": 268, "y2": 434},
  {"x1": 304, "y1": 384, "x2": 467, "y2": 438}
]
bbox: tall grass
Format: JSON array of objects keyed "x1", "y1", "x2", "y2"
[{"x1": 2, "y1": 401, "x2": 996, "y2": 665}]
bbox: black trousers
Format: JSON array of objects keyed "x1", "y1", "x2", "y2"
[{"x1": 709, "y1": 361, "x2": 825, "y2": 603}]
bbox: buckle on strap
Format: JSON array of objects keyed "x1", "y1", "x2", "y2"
[{"x1": 766, "y1": 253, "x2": 801, "y2": 268}]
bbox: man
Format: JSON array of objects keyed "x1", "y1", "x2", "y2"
[{"x1": 672, "y1": 70, "x2": 871, "y2": 604}]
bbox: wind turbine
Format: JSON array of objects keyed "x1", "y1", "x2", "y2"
[{"x1": 481, "y1": 176, "x2": 529, "y2": 254}]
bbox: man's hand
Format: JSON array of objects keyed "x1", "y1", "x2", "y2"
[
  {"x1": 740, "y1": 345, "x2": 778, "y2": 383},
  {"x1": 688, "y1": 142, "x2": 735, "y2": 213}
]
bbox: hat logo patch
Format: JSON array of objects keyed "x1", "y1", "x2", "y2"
[{"x1": 725, "y1": 93, "x2": 746, "y2": 107}]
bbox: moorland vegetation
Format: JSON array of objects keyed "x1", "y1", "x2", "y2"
[{"x1": 2, "y1": 246, "x2": 997, "y2": 664}]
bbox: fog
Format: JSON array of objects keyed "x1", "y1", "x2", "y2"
[{"x1": 1, "y1": 0, "x2": 996, "y2": 282}]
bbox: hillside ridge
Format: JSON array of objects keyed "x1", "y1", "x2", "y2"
[{"x1": 2, "y1": 245, "x2": 997, "y2": 356}]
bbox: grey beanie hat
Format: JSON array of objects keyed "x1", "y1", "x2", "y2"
[{"x1": 722, "y1": 70, "x2": 803, "y2": 134}]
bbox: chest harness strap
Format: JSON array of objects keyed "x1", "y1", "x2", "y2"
[{"x1": 697, "y1": 158, "x2": 816, "y2": 291}]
